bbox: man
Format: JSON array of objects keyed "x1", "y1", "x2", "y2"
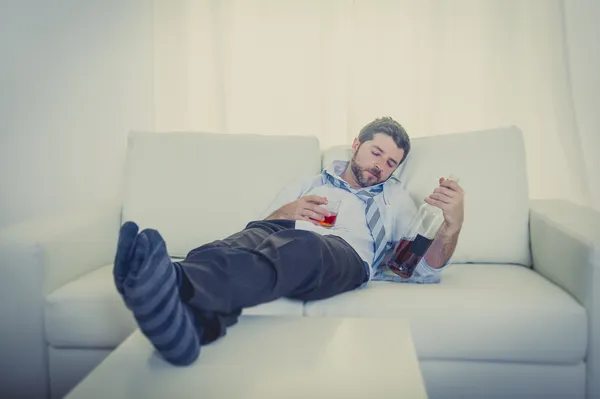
[{"x1": 113, "y1": 117, "x2": 465, "y2": 366}]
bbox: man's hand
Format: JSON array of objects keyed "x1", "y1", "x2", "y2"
[
  {"x1": 266, "y1": 195, "x2": 331, "y2": 223},
  {"x1": 424, "y1": 178, "x2": 465, "y2": 235}
]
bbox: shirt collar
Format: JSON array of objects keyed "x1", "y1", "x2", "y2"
[{"x1": 323, "y1": 160, "x2": 398, "y2": 190}]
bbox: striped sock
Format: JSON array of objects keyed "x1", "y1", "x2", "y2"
[
  {"x1": 113, "y1": 221, "x2": 139, "y2": 302},
  {"x1": 116, "y1": 226, "x2": 202, "y2": 365}
]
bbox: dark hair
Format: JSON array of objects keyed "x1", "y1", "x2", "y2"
[{"x1": 358, "y1": 117, "x2": 410, "y2": 164}]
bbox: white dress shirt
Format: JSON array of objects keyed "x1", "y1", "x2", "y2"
[{"x1": 262, "y1": 160, "x2": 450, "y2": 284}]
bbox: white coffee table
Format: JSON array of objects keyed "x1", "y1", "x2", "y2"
[{"x1": 66, "y1": 316, "x2": 427, "y2": 398}]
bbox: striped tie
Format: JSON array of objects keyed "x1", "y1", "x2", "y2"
[{"x1": 323, "y1": 172, "x2": 388, "y2": 268}]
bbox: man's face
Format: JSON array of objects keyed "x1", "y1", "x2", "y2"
[{"x1": 350, "y1": 133, "x2": 404, "y2": 187}]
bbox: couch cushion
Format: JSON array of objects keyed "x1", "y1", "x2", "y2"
[
  {"x1": 304, "y1": 264, "x2": 587, "y2": 364},
  {"x1": 45, "y1": 264, "x2": 304, "y2": 348},
  {"x1": 122, "y1": 132, "x2": 321, "y2": 257},
  {"x1": 323, "y1": 126, "x2": 531, "y2": 266}
]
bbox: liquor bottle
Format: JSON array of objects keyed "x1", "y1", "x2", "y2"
[{"x1": 384, "y1": 175, "x2": 458, "y2": 278}]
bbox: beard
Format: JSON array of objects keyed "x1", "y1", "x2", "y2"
[{"x1": 350, "y1": 154, "x2": 382, "y2": 187}]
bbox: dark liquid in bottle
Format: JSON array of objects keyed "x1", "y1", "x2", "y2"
[{"x1": 385, "y1": 234, "x2": 434, "y2": 278}]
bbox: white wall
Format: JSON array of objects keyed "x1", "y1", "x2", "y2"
[
  {"x1": 0, "y1": 0, "x2": 155, "y2": 228},
  {"x1": 0, "y1": 0, "x2": 597, "y2": 231},
  {"x1": 563, "y1": 0, "x2": 600, "y2": 210},
  {"x1": 154, "y1": 0, "x2": 594, "y2": 207}
]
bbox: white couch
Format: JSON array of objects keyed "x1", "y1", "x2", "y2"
[{"x1": 1, "y1": 127, "x2": 598, "y2": 399}]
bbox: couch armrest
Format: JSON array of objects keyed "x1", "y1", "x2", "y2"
[
  {"x1": 530, "y1": 199, "x2": 600, "y2": 399},
  {"x1": 0, "y1": 204, "x2": 121, "y2": 398}
]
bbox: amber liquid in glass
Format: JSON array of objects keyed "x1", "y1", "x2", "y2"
[{"x1": 311, "y1": 214, "x2": 337, "y2": 227}]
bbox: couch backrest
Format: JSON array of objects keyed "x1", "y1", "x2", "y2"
[
  {"x1": 123, "y1": 127, "x2": 532, "y2": 265},
  {"x1": 121, "y1": 132, "x2": 321, "y2": 257},
  {"x1": 323, "y1": 126, "x2": 532, "y2": 266}
]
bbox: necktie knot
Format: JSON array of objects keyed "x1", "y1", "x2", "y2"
[{"x1": 355, "y1": 190, "x2": 376, "y2": 203}]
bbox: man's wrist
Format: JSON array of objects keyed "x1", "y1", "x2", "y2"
[
  {"x1": 265, "y1": 211, "x2": 280, "y2": 221},
  {"x1": 440, "y1": 222, "x2": 461, "y2": 239}
]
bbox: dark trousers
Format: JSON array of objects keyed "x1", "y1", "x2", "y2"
[{"x1": 178, "y1": 219, "x2": 368, "y2": 343}]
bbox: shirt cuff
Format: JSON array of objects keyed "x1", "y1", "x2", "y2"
[{"x1": 414, "y1": 257, "x2": 452, "y2": 276}]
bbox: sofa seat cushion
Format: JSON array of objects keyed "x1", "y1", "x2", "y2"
[
  {"x1": 45, "y1": 264, "x2": 304, "y2": 348},
  {"x1": 304, "y1": 264, "x2": 587, "y2": 364}
]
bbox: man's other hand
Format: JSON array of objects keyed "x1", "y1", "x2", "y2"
[{"x1": 424, "y1": 178, "x2": 465, "y2": 235}]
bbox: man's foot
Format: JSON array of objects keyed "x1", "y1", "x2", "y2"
[{"x1": 113, "y1": 223, "x2": 201, "y2": 365}]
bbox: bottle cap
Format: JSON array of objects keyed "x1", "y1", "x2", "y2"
[{"x1": 442, "y1": 174, "x2": 460, "y2": 183}]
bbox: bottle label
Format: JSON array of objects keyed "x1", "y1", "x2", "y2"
[{"x1": 411, "y1": 234, "x2": 433, "y2": 256}]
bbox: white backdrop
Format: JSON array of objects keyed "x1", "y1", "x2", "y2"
[
  {"x1": 0, "y1": 0, "x2": 154, "y2": 228},
  {"x1": 563, "y1": 0, "x2": 600, "y2": 210},
  {"x1": 1, "y1": 0, "x2": 597, "y2": 229},
  {"x1": 154, "y1": 0, "x2": 594, "y2": 207}
]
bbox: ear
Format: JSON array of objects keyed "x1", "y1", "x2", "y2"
[{"x1": 351, "y1": 138, "x2": 360, "y2": 154}]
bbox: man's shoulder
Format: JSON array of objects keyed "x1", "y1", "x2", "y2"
[
  {"x1": 382, "y1": 178, "x2": 416, "y2": 208},
  {"x1": 383, "y1": 178, "x2": 410, "y2": 196},
  {"x1": 260, "y1": 173, "x2": 325, "y2": 219},
  {"x1": 285, "y1": 173, "x2": 325, "y2": 191},
  {"x1": 274, "y1": 173, "x2": 326, "y2": 199}
]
